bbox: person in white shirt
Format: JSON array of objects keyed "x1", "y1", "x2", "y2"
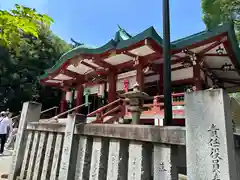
[
  {"x1": 0, "y1": 111, "x2": 11, "y2": 154},
  {"x1": 5, "y1": 111, "x2": 17, "y2": 150}
]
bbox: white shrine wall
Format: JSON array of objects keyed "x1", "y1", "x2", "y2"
[{"x1": 85, "y1": 67, "x2": 194, "y2": 94}]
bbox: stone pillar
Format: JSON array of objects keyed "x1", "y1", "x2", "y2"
[
  {"x1": 89, "y1": 137, "x2": 109, "y2": 180},
  {"x1": 106, "y1": 139, "x2": 128, "y2": 180},
  {"x1": 9, "y1": 102, "x2": 42, "y2": 180},
  {"x1": 153, "y1": 144, "x2": 178, "y2": 180},
  {"x1": 185, "y1": 89, "x2": 238, "y2": 180},
  {"x1": 128, "y1": 141, "x2": 152, "y2": 180},
  {"x1": 74, "y1": 136, "x2": 93, "y2": 180},
  {"x1": 192, "y1": 59, "x2": 202, "y2": 91},
  {"x1": 58, "y1": 113, "x2": 86, "y2": 180},
  {"x1": 76, "y1": 85, "x2": 84, "y2": 113},
  {"x1": 108, "y1": 72, "x2": 117, "y2": 103}
]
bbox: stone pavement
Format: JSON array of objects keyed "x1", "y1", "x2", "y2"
[{"x1": 0, "y1": 150, "x2": 12, "y2": 179}]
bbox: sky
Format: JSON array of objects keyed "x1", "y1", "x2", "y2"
[{"x1": 1, "y1": 0, "x2": 206, "y2": 46}]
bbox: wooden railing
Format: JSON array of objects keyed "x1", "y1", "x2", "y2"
[
  {"x1": 85, "y1": 93, "x2": 185, "y2": 124},
  {"x1": 11, "y1": 106, "x2": 59, "y2": 126},
  {"x1": 87, "y1": 98, "x2": 125, "y2": 123},
  {"x1": 143, "y1": 92, "x2": 185, "y2": 112},
  {"x1": 52, "y1": 102, "x2": 91, "y2": 120}
]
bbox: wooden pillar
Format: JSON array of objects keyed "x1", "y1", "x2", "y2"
[
  {"x1": 108, "y1": 72, "x2": 117, "y2": 103},
  {"x1": 158, "y1": 64, "x2": 164, "y2": 95},
  {"x1": 60, "y1": 90, "x2": 67, "y2": 113},
  {"x1": 75, "y1": 85, "x2": 84, "y2": 113},
  {"x1": 136, "y1": 61, "x2": 144, "y2": 91},
  {"x1": 193, "y1": 59, "x2": 202, "y2": 91}
]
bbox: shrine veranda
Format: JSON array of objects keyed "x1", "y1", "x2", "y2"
[{"x1": 39, "y1": 22, "x2": 240, "y2": 125}]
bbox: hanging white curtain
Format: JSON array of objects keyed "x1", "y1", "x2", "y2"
[
  {"x1": 65, "y1": 91, "x2": 72, "y2": 102},
  {"x1": 98, "y1": 84, "x2": 105, "y2": 97}
]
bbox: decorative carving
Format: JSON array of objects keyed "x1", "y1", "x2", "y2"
[
  {"x1": 130, "y1": 157, "x2": 137, "y2": 180},
  {"x1": 158, "y1": 162, "x2": 167, "y2": 172},
  {"x1": 208, "y1": 124, "x2": 222, "y2": 180}
]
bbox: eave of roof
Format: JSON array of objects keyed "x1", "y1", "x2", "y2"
[
  {"x1": 39, "y1": 22, "x2": 240, "y2": 84},
  {"x1": 39, "y1": 26, "x2": 163, "y2": 81},
  {"x1": 172, "y1": 23, "x2": 240, "y2": 70}
]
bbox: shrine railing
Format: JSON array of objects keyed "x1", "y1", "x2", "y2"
[
  {"x1": 142, "y1": 92, "x2": 185, "y2": 115},
  {"x1": 11, "y1": 106, "x2": 59, "y2": 126},
  {"x1": 87, "y1": 98, "x2": 125, "y2": 123}
]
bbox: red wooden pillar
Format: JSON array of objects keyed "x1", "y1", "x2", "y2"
[
  {"x1": 60, "y1": 90, "x2": 67, "y2": 113},
  {"x1": 158, "y1": 64, "x2": 164, "y2": 95},
  {"x1": 75, "y1": 85, "x2": 84, "y2": 112},
  {"x1": 193, "y1": 59, "x2": 202, "y2": 91},
  {"x1": 136, "y1": 62, "x2": 144, "y2": 91},
  {"x1": 108, "y1": 72, "x2": 117, "y2": 103}
]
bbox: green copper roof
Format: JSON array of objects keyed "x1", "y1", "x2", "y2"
[
  {"x1": 171, "y1": 23, "x2": 240, "y2": 69},
  {"x1": 171, "y1": 23, "x2": 231, "y2": 49},
  {"x1": 114, "y1": 25, "x2": 132, "y2": 42},
  {"x1": 39, "y1": 22, "x2": 240, "y2": 82},
  {"x1": 39, "y1": 26, "x2": 163, "y2": 80}
]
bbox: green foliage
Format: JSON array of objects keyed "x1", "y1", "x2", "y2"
[
  {"x1": 202, "y1": 0, "x2": 240, "y2": 96},
  {"x1": 0, "y1": 4, "x2": 53, "y2": 49},
  {"x1": 202, "y1": 0, "x2": 240, "y2": 39},
  {"x1": 0, "y1": 5, "x2": 71, "y2": 113}
]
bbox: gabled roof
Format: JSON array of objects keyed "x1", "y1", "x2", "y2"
[
  {"x1": 171, "y1": 23, "x2": 240, "y2": 69},
  {"x1": 39, "y1": 22, "x2": 240, "y2": 92},
  {"x1": 39, "y1": 26, "x2": 163, "y2": 82}
]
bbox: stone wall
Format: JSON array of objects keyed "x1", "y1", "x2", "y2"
[
  {"x1": 8, "y1": 89, "x2": 240, "y2": 180},
  {"x1": 9, "y1": 102, "x2": 187, "y2": 180}
]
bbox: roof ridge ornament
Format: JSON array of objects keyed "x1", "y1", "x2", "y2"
[
  {"x1": 117, "y1": 24, "x2": 123, "y2": 31},
  {"x1": 70, "y1": 38, "x2": 84, "y2": 47}
]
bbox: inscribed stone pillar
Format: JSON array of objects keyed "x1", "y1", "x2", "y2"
[
  {"x1": 89, "y1": 137, "x2": 109, "y2": 180},
  {"x1": 9, "y1": 102, "x2": 42, "y2": 180},
  {"x1": 106, "y1": 139, "x2": 128, "y2": 180},
  {"x1": 128, "y1": 141, "x2": 152, "y2": 180},
  {"x1": 185, "y1": 89, "x2": 238, "y2": 180},
  {"x1": 153, "y1": 144, "x2": 178, "y2": 180},
  {"x1": 75, "y1": 136, "x2": 93, "y2": 180},
  {"x1": 58, "y1": 113, "x2": 86, "y2": 180}
]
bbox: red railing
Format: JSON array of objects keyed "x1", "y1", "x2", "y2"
[
  {"x1": 87, "y1": 98, "x2": 125, "y2": 123},
  {"x1": 86, "y1": 92, "x2": 185, "y2": 124},
  {"x1": 143, "y1": 92, "x2": 185, "y2": 115}
]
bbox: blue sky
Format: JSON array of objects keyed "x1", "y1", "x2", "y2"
[{"x1": 1, "y1": 0, "x2": 206, "y2": 46}]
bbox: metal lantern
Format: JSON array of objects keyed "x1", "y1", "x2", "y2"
[{"x1": 216, "y1": 46, "x2": 224, "y2": 55}]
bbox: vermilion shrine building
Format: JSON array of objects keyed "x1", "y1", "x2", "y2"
[{"x1": 39, "y1": 23, "x2": 240, "y2": 125}]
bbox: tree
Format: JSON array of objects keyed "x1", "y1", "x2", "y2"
[
  {"x1": 201, "y1": 0, "x2": 240, "y2": 39},
  {"x1": 0, "y1": 4, "x2": 53, "y2": 49},
  {"x1": 0, "y1": 27, "x2": 72, "y2": 113},
  {"x1": 0, "y1": 5, "x2": 71, "y2": 113}
]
